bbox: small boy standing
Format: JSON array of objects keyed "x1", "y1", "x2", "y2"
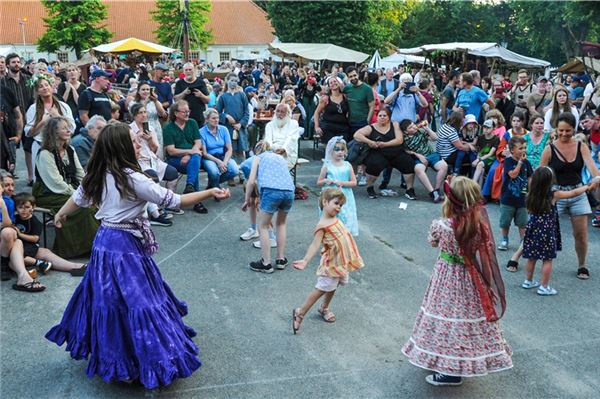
[{"x1": 498, "y1": 136, "x2": 533, "y2": 250}]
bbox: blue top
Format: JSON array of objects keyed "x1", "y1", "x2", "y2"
[
  {"x1": 208, "y1": 91, "x2": 218, "y2": 108},
  {"x1": 456, "y1": 86, "x2": 489, "y2": 122},
  {"x1": 0, "y1": 195, "x2": 15, "y2": 223},
  {"x1": 256, "y1": 152, "x2": 294, "y2": 192},
  {"x1": 216, "y1": 91, "x2": 250, "y2": 128},
  {"x1": 391, "y1": 92, "x2": 418, "y2": 123},
  {"x1": 199, "y1": 124, "x2": 231, "y2": 157},
  {"x1": 501, "y1": 156, "x2": 533, "y2": 208},
  {"x1": 149, "y1": 81, "x2": 173, "y2": 105}
]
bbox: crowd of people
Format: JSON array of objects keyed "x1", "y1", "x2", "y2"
[{"x1": 0, "y1": 51, "x2": 599, "y2": 389}]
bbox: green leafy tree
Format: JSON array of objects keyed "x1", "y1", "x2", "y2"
[
  {"x1": 266, "y1": 1, "x2": 398, "y2": 55},
  {"x1": 151, "y1": 0, "x2": 212, "y2": 50},
  {"x1": 37, "y1": 0, "x2": 112, "y2": 59}
]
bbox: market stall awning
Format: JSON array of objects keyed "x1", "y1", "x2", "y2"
[
  {"x1": 398, "y1": 42, "x2": 550, "y2": 68},
  {"x1": 91, "y1": 38, "x2": 176, "y2": 54},
  {"x1": 558, "y1": 57, "x2": 600, "y2": 74},
  {"x1": 268, "y1": 42, "x2": 369, "y2": 63},
  {"x1": 380, "y1": 53, "x2": 429, "y2": 69}
]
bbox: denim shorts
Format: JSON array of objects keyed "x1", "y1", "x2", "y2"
[
  {"x1": 555, "y1": 188, "x2": 592, "y2": 216},
  {"x1": 499, "y1": 204, "x2": 528, "y2": 228},
  {"x1": 414, "y1": 152, "x2": 442, "y2": 168},
  {"x1": 259, "y1": 188, "x2": 294, "y2": 214}
]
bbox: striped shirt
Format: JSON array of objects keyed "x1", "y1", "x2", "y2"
[{"x1": 436, "y1": 123, "x2": 460, "y2": 160}]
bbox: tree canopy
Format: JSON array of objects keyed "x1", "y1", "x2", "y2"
[
  {"x1": 264, "y1": 0, "x2": 600, "y2": 66},
  {"x1": 152, "y1": 0, "x2": 212, "y2": 51},
  {"x1": 37, "y1": 0, "x2": 112, "y2": 59}
]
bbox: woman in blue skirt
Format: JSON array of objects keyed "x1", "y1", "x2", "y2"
[{"x1": 46, "y1": 123, "x2": 230, "y2": 389}]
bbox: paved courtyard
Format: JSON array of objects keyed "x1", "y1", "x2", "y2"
[{"x1": 1, "y1": 141, "x2": 599, "y2": 398}]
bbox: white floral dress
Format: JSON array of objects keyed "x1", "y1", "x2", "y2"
[{"x1": 401, "y1": 218, "x2": 513, "y2": 377}]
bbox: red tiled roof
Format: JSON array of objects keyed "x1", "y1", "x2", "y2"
[{"x1": 0, "y1": 0, "x2": 274, "y2": 46}]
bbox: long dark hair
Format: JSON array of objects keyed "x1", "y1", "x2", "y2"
[
  {"x1": 34, "y1": 80, "x2": 64, "y2": 125},
  {"x1": 550, "y1": 86, "x2": 572, "y2": 128},
  {"x1": 41, "y1": 116, "x2": 70, "y2": 152},
  {"x1": 82, "y1": 122, "x2": 142, "y2": 206},
  {"x1": 526, "y1": 166, "x2": 555, "y2": 214}
]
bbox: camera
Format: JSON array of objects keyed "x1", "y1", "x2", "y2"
[{"x1": 404, "y1": 82, "x2": 415, "y2": 95}]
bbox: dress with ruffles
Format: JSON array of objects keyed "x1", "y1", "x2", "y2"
[
  {"x1": 401, "y1": 218, "x2": 513, "y2": 377},
  {"x1": 46, "y1": 171, "x2": 201, "y2": 389},
  {"x1": 322, "y1": 160, "x2": 359, "y2": 236},
  {"x1": 316, "y1": 219, "x2": 364, "y2": 278}
]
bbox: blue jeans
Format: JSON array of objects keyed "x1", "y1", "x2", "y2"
[
  {"x1": 453, "y1": 150, "x2": 477, "y2": 174},
  {"x1": 167, "y1": 153, "x2": 201, "y2": 191},
  {"x1": 240, "y1": 156, "x2": 255, "y2": 179},
  {"x1": 482, "y1": 160, "x2": 500, "y2": 196},
  {"x1": 202, "y1": 157, "x2": 239, "y2": 188}
]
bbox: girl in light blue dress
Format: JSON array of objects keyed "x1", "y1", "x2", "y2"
[{"x1": 317, "y1": 136, "x2": 359, "y2": 235}]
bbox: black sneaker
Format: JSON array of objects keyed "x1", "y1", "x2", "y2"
[
  {"x1": 183, "y1": 184, "x2": 195, "y2": 194},
  {"x1": 425, "y1": 373, "x2": 463, "y2": 386},
  {"x1": 35, "y1": 259, "x2": 53, "y2": 274},
  {"x1": 405, "y1": 188, "x2": 416, "y2": 200},
  {"x1": 367, "y1": 186, "x2": 377, "y2": 199},
  {"x1": 429, "y1": 190, "x2": 443, "y2": 203},
  {"x1": 400, "y1": 181, "x2": 407, "y2": 189},
  {"x1": 164, "y1": 207, "x2": 184, "y2": 215},
  {"x1": 193, "y1": 202, "x2": 208, "y2": 214},
  {"x1": 275, "y1": 257, "x2": 288, "y2": 270},
  {"x1": 249, "y1": 259, "x2": 274, "y2": 274},
  {"x1": 150, "y1": 213, "x2": 173, "y2": 227}
]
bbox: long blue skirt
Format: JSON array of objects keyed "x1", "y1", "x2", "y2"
[{"x1": 46, "y1": 226, "x2": 201, "y2": 389}]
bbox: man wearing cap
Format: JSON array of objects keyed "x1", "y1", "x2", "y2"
[
  {"x1": 78, "y1": 69, "x2": 112, "y2": 126},
  {"x1": 569, "y1": 76, "x2": 585, "y2": 107},
  {"x1": 527, "y1": 76, "x2": 551, "y2": 116},
  {"x1": 150, "y1": 63, "x2": 173, "y2": 109}
]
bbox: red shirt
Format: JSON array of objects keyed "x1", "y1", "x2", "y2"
[{"x1": 590, "y1": 117, "x2": 600, "y2": 145}]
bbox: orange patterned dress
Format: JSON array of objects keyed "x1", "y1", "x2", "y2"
[{"x1": 316, "y1": 219, "x2": 364, "y2": 278}]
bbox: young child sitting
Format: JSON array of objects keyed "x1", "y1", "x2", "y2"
[
  {"x1": 497, "y1": 136, "x2": 533, "y2": 251},
  {"x1": 472, "y1": 119, "x2": 500, "y2": 187},
  {"x1": 12, "y1": 193, "x2": 87, "y2": 279}
]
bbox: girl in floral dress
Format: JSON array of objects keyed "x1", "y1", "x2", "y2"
[
  {"x1": 317, "y1": 136, "x2": 358, "y2": 235},
  {"x1": 521, "y1": 167, "x2": 590, "y2": 295},
  {"x1": 402, "y1": 176, "x2": 513, "y2": 386},
  {"x1": 292, "y1": 188, "x2": 364, "y2": 333}
]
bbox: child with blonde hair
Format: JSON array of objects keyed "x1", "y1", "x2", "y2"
[
  {"x1": 317, "y1": 136, "x2": 358, "y2": 235},
  {"x1": 292, "y1": 188, "x2": 364, "y2": 333},
  {"x1": 402, "y1": 176, "x2": 512, "y2": 386}
]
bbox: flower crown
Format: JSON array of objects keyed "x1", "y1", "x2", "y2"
[{"x1": 26, "y1": 73, "x2": 55, "y2": 89}]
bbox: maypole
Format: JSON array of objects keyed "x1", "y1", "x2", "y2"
[{"x1": 181, "y1": 0, "x2": 190, "y2": 62}]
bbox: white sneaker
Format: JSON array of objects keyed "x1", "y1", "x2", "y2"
[
  {"x1": 358, "y1": 175, "x2": 367, "y2": 186},
  {"x1": 252, "y1": 239, "x2": 277, "y2": 248},
  {"x1": 240, "y1": 228, "x2": 260, "y2": 241}
]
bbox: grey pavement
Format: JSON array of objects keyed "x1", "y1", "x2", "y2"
[{"x1": 1, "y1": 141, "x2": 599, "y2": 398}]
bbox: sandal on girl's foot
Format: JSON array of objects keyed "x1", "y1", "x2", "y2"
[
  {"x1": 506, "y1": 260, "x2": 518, "y2": 272},
  {"x1": 12, "y1": 280, "x2": 45, "y2": 292},
  {"x1": 317, "y1": 306, "x2": 336, "y2": 322},
  {"x1": 69, "y1": 264, "x2": 87, "y2": 277},
  {"x1": 292, "y1": 308, "x2": 304, "y2": 335},
  {"x1": 577, "y1": 267, "x2": 590, "y2": 280}
]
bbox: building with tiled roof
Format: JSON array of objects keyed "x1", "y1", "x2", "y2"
[{"x1": 0, "y1": 0, "x2": 275, "y2": 65}]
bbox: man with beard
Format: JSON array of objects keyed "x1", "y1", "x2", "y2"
[
  {"x1": 1, "y1": 53, "x2": 33, "y2": 181},
  {"x1": 149, "y1": 63, "x2": 173, "y2": 109},
  {"x1": 343, "y1": 66, "x2": 375, "y2": 141},
  {"x1": 527, "y1": 76, "x2": 551, "y2": 117},
  {"x1": 217, "y1": 73, "x2": 250, "y2": 169},
  {"x1": 78, "y1": 69, "x2": 113, "y2": 125},
  {"x1": 174, "y1": 62, "x2": 209, "y2": 126}
]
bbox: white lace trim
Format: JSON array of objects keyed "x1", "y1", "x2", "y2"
[
  {"x1": 408, "y1": 338, "x2": 508, "y2": 361},
  {"x1": 420, "y1": 307, "x2": 487, "y2": 323}
]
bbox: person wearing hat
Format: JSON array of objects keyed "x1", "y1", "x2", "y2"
[
  {"x1": 472, "y1": 119, "x2": 501, "y2": 187},
  {"x1": 77, "y1": 69, "x2": 112, "y2": 126},
  {"x1": 451, "y1": 114, "x2": 480, "y2": 175},
  {"x1": 527, "y1": 76, "x2": 551, "y2": 116},
  {"x1": 150, "y1": 63, "x2": 173, "y2": 109}
]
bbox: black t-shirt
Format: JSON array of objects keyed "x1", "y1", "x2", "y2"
[
  {"x1": 0, "y1": 84, "x2": 20, "y2": 138},
  {"x1": 174, "y1": 78, "x2": 209, "y2": 126},
  {"x1": 57, "y1": 81, "x2": 87, "y2": 119},
  {"x1": 15, "y1": 214, "x2": 43, "y2": 242},
  {"x1": 501, "y1": 157, "x2": 533, "y2": 207},
  {"x1": 77, "y1": 88, "x2": 112, "y2": 121}
]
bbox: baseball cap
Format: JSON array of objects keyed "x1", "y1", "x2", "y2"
[
  {"x1": 572, "y1": 76, "x2": 581, "y2": 82},
  {"x1": 244, "y1": 86, "x2": 257, "y2": 94},
  {"x1": 462, "y1": 114, "x2": 478, "y2": 128},
  {"x1": 91, "y1": 69, "x2": 112, "y2": 79},
  {"x1": 537, "y1": 76, "x2": 548, "y2": 83},
  {"x1": 154, "y1": 63, "x2": 169, "y2": 71},
  {"x1": 482, "y1": 119, "x2": 496, "y2": 129}
]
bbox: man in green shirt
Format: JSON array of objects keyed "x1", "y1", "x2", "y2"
[{"x1": 343, "y1": 66, "x2": 375, "y2": 136}]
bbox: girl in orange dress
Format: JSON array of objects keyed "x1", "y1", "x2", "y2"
[{"x1": 291, "y1": 188, "x2": 364, "y2": 334}]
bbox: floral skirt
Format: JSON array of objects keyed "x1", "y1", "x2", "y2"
[
  {"x1": 46, "y1": 226, "x2": 201, "y2": 389},
  {"x1": 401, "y1": 258, "x2": 513, "y2": 377}
]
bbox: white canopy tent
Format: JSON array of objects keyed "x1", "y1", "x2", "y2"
[
  {"x1": 368, "y1": 50, "x2": 381, "y2": 71},
  {"x1": 398, "y1": 42, "x2": 550, "y2": 68},
  {"x1": 379, "y1": 53, "x2": 429, "y2": 70},
  {"x1": 268, "y1": 42, "x2": 369, "y2": 63}
]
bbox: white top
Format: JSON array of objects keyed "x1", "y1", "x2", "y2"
[
  {"x1": 129, "y1": 121, "x2": 168, "y2": 179},
  {"x1": 37, "y1": 147, "x2": 85, "y2": 196},
  {"x1": 24, "y1": 101, "x2": 75, "y2": 143},
  {"x1": 544, "y1": 105, "x2": 579, "y2": 131},
  {"x1": 264, "y1": 118, "x2": 300, "y2": 168},
  {"x1": 73, "y1": 170, "x2": 181, "y2": 223}
]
